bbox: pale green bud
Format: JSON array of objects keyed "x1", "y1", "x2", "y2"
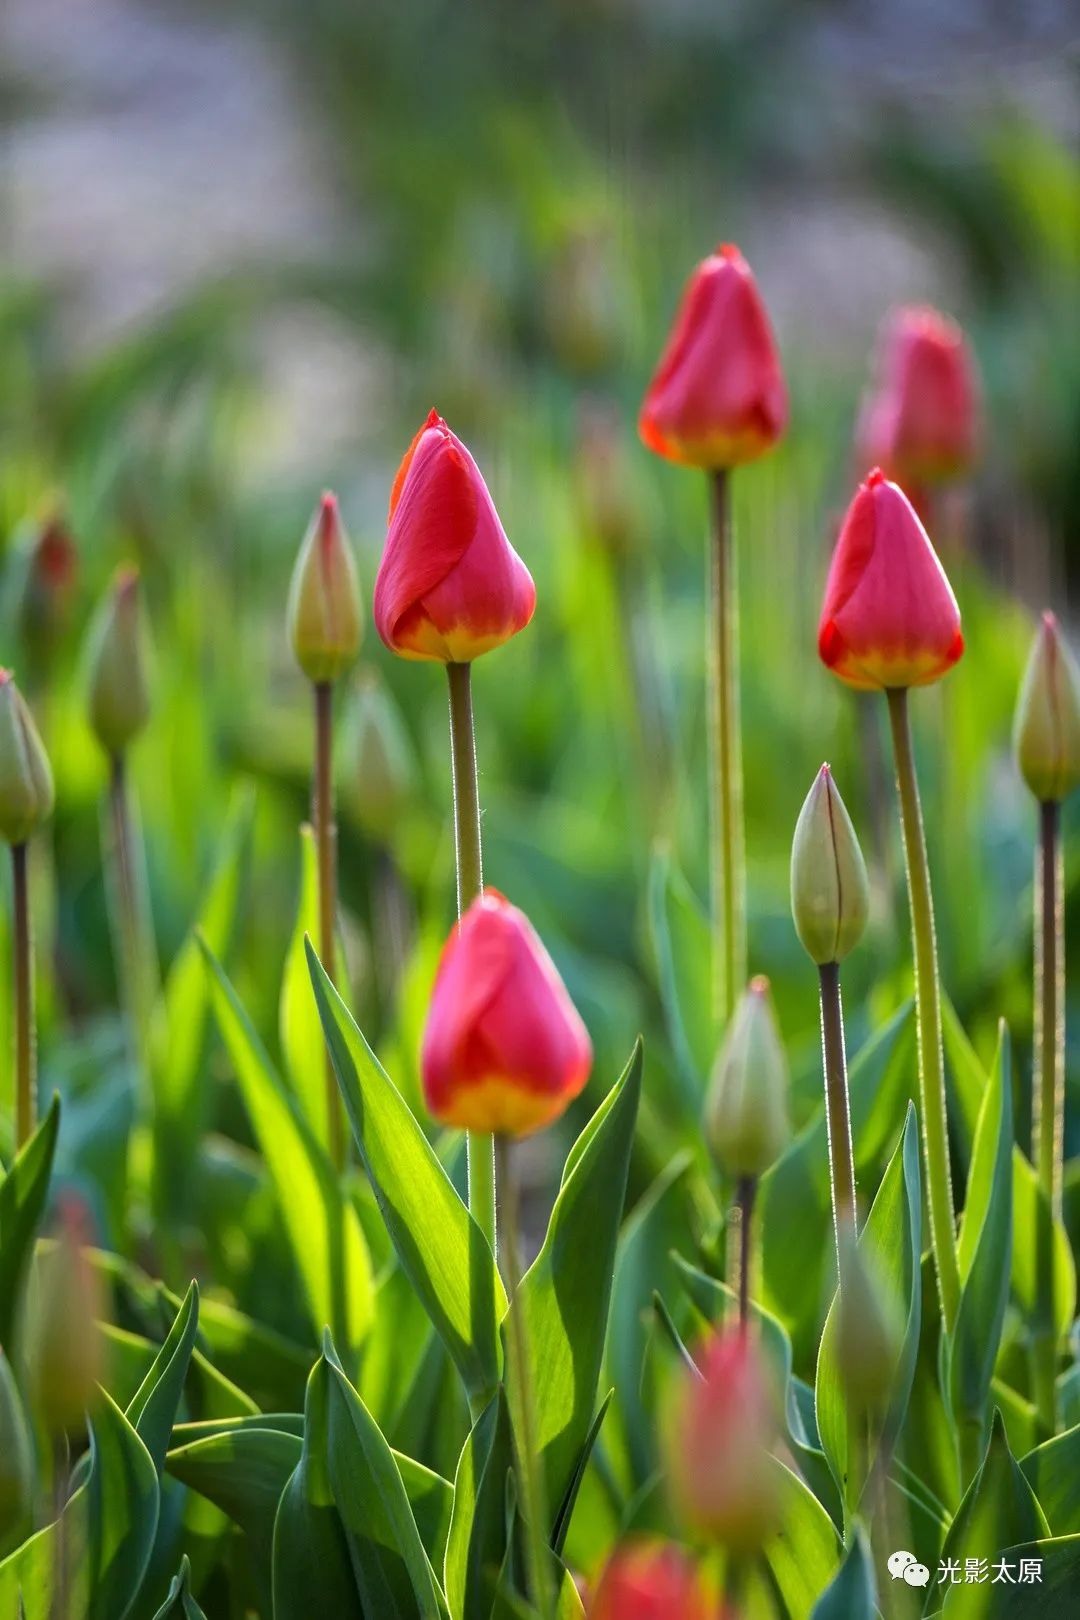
[
  {"x1": 287, "y1": 493, "x2": 362, "y2": 684},
  {"x1": 705, "y1": 976, "x2": 790, "y2": 1177},
  {"x1": 85, "y1": 567, "x2": 152, "y2": 758},
  {"x1": 1013, "y1": 612, "x2": 1080, "y2": 804},
  {"x1": 790, "y1": 764, "x2": 869, "y2": 966},
  {"x1": 835, "y1": 1228, "x2": 902, "y2": 1413},
  {"x1": 0, "y1": 671, "x2": 54, "y2": 846}
]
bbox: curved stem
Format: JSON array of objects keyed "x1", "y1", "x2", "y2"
[
  {"x1": 313, "y1": 680, "x2": 345, "y2": 1172},
  {"x1": 885, "y1": 687, "x2": 960, "y2": 1331},
  {"x1": 12, "y1": 842, "x2": 34, "y2": 1148},
  {"x1": 736, "y1": 1174, "x2": 756, "y2": 1327},
  {"x1": 707, "y1": 470, "x2": 744, "y2": 1024},
  {"x1": 819, "y1": 961, "x2": 857, "y2": 1280}
]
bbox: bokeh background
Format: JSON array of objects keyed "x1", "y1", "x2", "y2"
[{"x1": 1, "y1": 0, "x2": 1078, "y2": 1293}]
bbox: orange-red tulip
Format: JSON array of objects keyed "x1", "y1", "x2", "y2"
[
  {"x1": 588, "y1": 1540, "x2": 713, "y2": 1620},
  {"x1": 421, "y1": 889, "x2": 591, "y2": 1135},
  {"x1": 818, "y1": 469, "x2": 963, "y2": 691},
  {"x1": 374, "y1": 411, "x2": 535, "y2": 663},
  {"x1": 638, "y1": 244, "x2": 786, "y2": 470},
  {"x1": 858, "y1": 304, "x2": 980, "y2": 487}
]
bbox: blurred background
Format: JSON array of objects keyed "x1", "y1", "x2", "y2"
[{"x1": 0, "y1": 0, "x2": 1078, "y2": 1306}]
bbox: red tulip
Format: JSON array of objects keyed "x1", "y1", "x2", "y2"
[
  {"x1": 818, "y1": 469, "x2": 963, "y2": 691},
  {"x1": 374, "y1": 411, "x2": 535, "y2": 663},
  {"x1": 639, "y1": 244, "x2": 787, "y2": 470},
  {"x1": 858, "y1": 304, "x2": 980, "y2": 487},
  {"x1": 421, "y1": 889, "x2": 591, "y2": 1135},
  {"x1": 588, "y1": 1540, "x2": 713, "y2": 1620}
]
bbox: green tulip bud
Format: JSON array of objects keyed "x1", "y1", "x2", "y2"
[
  {"x1": 0, "y1": 1350, "x2": 33, "y2": 1554},
  {"x1": 0, "y1": 671, "x2": 54, "y2": 846},
  {"x1": 1013, "y1": 612, "x2": 1080, "y2": 804},
  {"x1": 705, "y1": 976, "x2": 790, "y2": 1177},
  {"x1": 287, "y1": 493, "x2": 362, "y2": 684},
  {"x1": 85, "y1": 567, "x2": 152, "y2": 758},
  {"x1": 835, "y1": 1228, "x2": 902, "y2": 1413},
  {"x1": 790, "y1": 764, "x2": 869, "y2": 966},
  {"x1": 28, "y1": 1195, "x2": 106, "y2": 1438},
  {"x1": 344, "y1": 672, "x2": 415, "y2": 840}
]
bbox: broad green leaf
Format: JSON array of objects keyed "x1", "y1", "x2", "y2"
[
  {"x1": 358, "y1": 1262, "x2": 436, "y2": 1441},
  {"x1": 1011, "y1": 1153, "x2": 1075, "y2": 1341},
  {"x1": 280, "y1": 825, "x2": 333, "y2": 1152},
  {"x1": 445, "y1": 1390, "x2": 514, "y2": 1620},
  {"x1": 0, "y1": 1095, "x2": 60, "y2": 1350},
  {"x1": 307, "y1": 942, "x2": 504, "y2": 1409},
  {"x1": 151, "y1": 1555, "x2": 207, "y2": 1619},
  {"x1": 942, "y1": 1534, "x2": 1080, "y2": 1616},
  {"x1": 761, "y1": 1456, "x2": 841, "y2": 1618},
  {"x1": 505, "y1": 1043, "x2": 641, "y2": 1522},
  {"x1": 809, "y1": 1524, "x2": 876, "y2": 1619},
  {"x1": 1020, "y1": 1424, "x2": 1080, "y2": 1535},
  {"x1": 167, "y1": 1425, "x2": 302, "y2": 1572},
  {"x1": 815, "y1": 1102, "x2": 922, "y2": 1523},
  {"x1": 898, "y1": 1253, "x2": 961, "y2": 1513},
  {"x1": 161, "y1": 1282, "x2": 308, "y2": 1414},
  {"x1": 0, "y1": 1349, "x2": 32, "y2": 1555},
  {"x1": 273, "y1": 1357, "x2": 363, "y2": 1619},
  {"x1": 127, "y1": 1280, "x2": 200, "y2": 1472},
  {"x1": 551, "y1": 1390, "x2": 612, "y2": 1558},
  {"x1": 201, "y1": 940, "x2": 373, "y2": 1362},
  {"x1": 648, "y1": 849, "x2": 712, "y2": 1102},
  {"x1": 931, "y1": 1410, "x2": 1049, "y2": 1611}
]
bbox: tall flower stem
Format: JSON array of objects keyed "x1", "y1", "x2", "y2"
[
  {"x1": 885, "y1": 687, "x2": 960, "y2": 1330},
  {"x1": 446, "y1": 661, "x2": 496, "y2": 1253},
  {"x1": 495, "y1": 1134, "x2": 554, "y2": 1620},
  {"x1": 1032, "y1": 798, "x2": 1063, "y2": 1434},
  {"x1": 12, "y1": 843, "x2": 34, "y2": 1148},
  {"x1": 707, "y1": 470, "x2": 745, "y2": 1025},
  {"x1": 313, "y1": 680, "x2": 345, "y2": 1172},
  {"x1": 736, "y1": 1174, "x2": 756, "y2": 1327},
  {"x1": 106, "y1": 753, "x2": 158, "y2": 1091},
  {"x1": 818, "y1": 961, "x2": 857, "y2": 1278}
]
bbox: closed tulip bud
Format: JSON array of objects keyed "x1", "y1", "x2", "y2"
[
  {"x1": 835, "y1": 1230, "x2": 902, "y2": 1414},
  {"x1": 1013, "y1": 613, "x2": 1080, "y2": 804},
  {"x1": 0, "y1": 1351, "x2": 33, "y2": 1553},
  {"x1": 639, "y1": 243, "x2": 787, "y2": 470},
  {"x1": 791, "y1": 765, "x2": 869, "y2": 965},
  {"x1": 858, "y1": 305, "x2": 980, "y2": 488},
  {"x1": 705, "y1": 977, "x2": 790, "y2": 1178},
  {"x1": 667, "y1": 1328, "x2": 779, "y2": 1550},
  {"x1": 287, "y1": 492, "x2": 362, "y2": 684},
  {"x1": 0, "y1": 671, "x2": 54, "y2": 846},
  {"x1": 421, "y1": 889, "x2": 591, "y2": 1135},
  {"x1": 4, "y1": 506, "x2": 79, "y2": 652},
  {"x1": 818, "y1": 468, "x2": 963, "y2": 691},
  {"x1": 344, "y1": 672, "x2": 415, "y2": 839},
  {"x1": 29, "y1": 1194, "x2": 106, "y2": 1438},
  {"x1": 374, "y1": 411, "x2": 535, "y2": 663},
  {"x1": 85, "y1": 567, "x2": 152, "y2": 757},
  {"x1": 588, "y1": 1540, "x2": 713, "y2": 1620}
]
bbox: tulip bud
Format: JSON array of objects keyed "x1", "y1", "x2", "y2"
[
  {"x1": 3, "y1": 505, "x2": 79, "y2": 656},
  {"x1": 28, "y1": 1194, "x2": 106, "y2": 1438},
  {"x1": 287, "y1": 492, "x2": 362, "y2": 684},
  {"x1": 588, "y1": 1539, "x2": 712, "y2": 1620},
  {"x1": 421, "y1": 889, "x2": 592, "y2": 1135},
  {"x1": 791, "y1": 765, "x2": 869, "y2": 965},
  {"x1": 858, "y1": 304, "x2": 980, "y2": 488},
  {"x1": 666, "y1": 1327, "x2": 779, "y2": 1550},
  {"x1": 639, "y1": 243, "x2": 787, "y2": 470},
  {"x1": 0, "y1": 671, "x2": 54, "y2": 846},
  {"x1": 574, "y1": 400, "x2": 642, "y2": 562},
  {"x1": 374, "y1": 411, "x2": 535, "y2": 664},
  {"x1": 835, "y1": 1229, "x2": 902, "y2": 1414},
  {"x1": 343, "y1": 672, "x2": 415, "y2": 840},
  {"x1": 0, "y1": 1350, "x2": 33, "y2": 1553},
  {"x1": 1013, "y1": 613, "x2": 1080, "y2": 804},
  {"x1": 818, "y1": 468, "x2": 963, "y2": 691},
  {"x1": 85, "y1": 567, "x2": 152, "y2": 758},
  {"x1": 705, "y1": 977, "x2": 790, "y2": 1178}
]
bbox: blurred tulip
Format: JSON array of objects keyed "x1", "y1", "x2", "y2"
[
  {"x1": 705, "y1": 977, "x2": 790, "y2": 1178},
  {"x1": 0, "y1": 1350, "x2": 33, "y2": 1553},
  {"x1": 85, "y1": 567, "x2": 152, "y2": 758},
  {"x1": 421, "y1": 889, "x2": 591, "y2": 1134},
  {"x1": 1014, "y1": 612, "x2": 1080, "y2": 804},
  {"x1": 29, "y1": 1194, "x2": 106, "y2": 1438},
  {"x1": 588, "y1": 1540, "x2": 713, "y2": 1619},
  {"x1": 639, "y1": 243, "x2": 786, "y2": 470},
  {"x1": 858, "y1": 305, "x2": 980, "y2": 487},
  {"x1": 667, "y1": 1327, "x2": 779, "y2": 1550},
  {"x1": 3, "y1": 505, "x2": 79, "y2": 658},
  {"x1": 791, "y1": 765, "x2": 869, "y2": 966},
  {"x1": 342, "y1": 672, "x2": 415, "y2": 841},
  {"x1": 835, "y1": 1229, "x2": 903, "y2": 1414},
  {"x1": 818, "y1": 469, "x2": 963, "y2": 691},
  {"x1": 287, "y1": 492, "x2": 362, "y2": 685},
  {"x1": 374, "y1": 411, "x2": 535, "y2": 663},
  {"x1": 0, "y1": 671, "x2": 54, "y2": 847}
]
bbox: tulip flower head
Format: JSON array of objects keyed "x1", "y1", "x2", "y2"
[
  {"x1": 858, "y1": 305, "x2": 980, "y2": 488},
  {"x1": 818, "y1": 469, "x2": 963, "y2": 691},
  {"x1": 29, "y1": 1193, "x2": 106, "y2": 1438},
  {"x1": 5, "y1": 507, "x2": 79, "y2": 653},
  {"x1": 791, "y1": 765, "x2": 869, "y2": 965},
  {"x1": 705, "y1": 976, "x2": 790, "y2": 1178},
  {"x1": 374, "y1": 411, "x2": 535, "y2": 663},
  {"x1": 0, "y1": 671, "x2": 54, "y2": 847},
  {"x1": 639, "y1": 243, "x2": 787, "y2": 470},
  {"x1": 588, "y1": 1539, "x2": 712, "y2": 1620},
  {"x1": 421, "y1": 889, "x2": 591, "y2": 1135},
  {"x1": 85, "y1": 566, "x2": 153, "y2": 758},
  {"x1": 1014, "y1": 613, "x2": 1080, "y2": 805},
  {"x1": 287, "y1": 492, "x2": 362, "y2": 684}
]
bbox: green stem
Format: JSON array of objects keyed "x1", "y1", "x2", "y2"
[
  {"x1": 313, "y1": 680, "x2": 345, "y2": 1172},
  {"x1": 12, "y1": 842, "x2": 34, "y2": 1149},
  {"x1": 736, "y1": 1174, "x2": 756, "y2": 1327},
  {"x1": 707, "y1": 470, "x2": 745, "y2": 1025},
  {"x1": 107, "y1": 753, "x2": 158, "y2": 1089},
  {"x1": 1034, "y1": 800, "x2": 1063, "y2": 1213},
  {"x1": 446, "y1": 662, "x2": 496, "y2": 1254},
  {"x1": 496, "y1": 1134, "x2": 554, "y2": 1620},
  {"x1": 819, "y1": 961, "x2": 858, "y2": 1280},
  {"x1": 885, "y1": 687, "x2": 960, "y2": 1331}
]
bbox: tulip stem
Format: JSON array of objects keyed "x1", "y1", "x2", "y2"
[
  {"x1": 11, "y1": 842, "x2": 34, "y2": 1148},
  {"x1": 708, "y1": 470, "x2": 745, "y2": 1026},
  {"x1": 818, "y1": 961, "x2": 858, "y2": 1279},
  {"x1": 446, "y1": 661, "x2": 497, "y2": 1255},
  {"x1": 313, "y1": 680, "x2": 345, "y2": 1172},
  {"x1": 106, "y1": 753, "x2": 159, "y2": 1101},
  {"x1": 736, "y1": 1174, "x2": 756, "y2": 1327},
  {"x1": 1032, "y1": 798, "x2": 1063, "y2": 1436},
  {"x1": 885, "y1": 687, "x2": 960, "y2": 1331}
]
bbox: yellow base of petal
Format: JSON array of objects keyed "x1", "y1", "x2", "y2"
[{"x1": 431, "y1": 1076, "x2": 566, "y2": 1137}]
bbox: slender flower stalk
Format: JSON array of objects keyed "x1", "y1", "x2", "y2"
[
  {"x1": 819, "y1": 962, "x2": 857, "y2": 1261},
  {"x1": 735, "y1": 1173, "x2": 755, "y2": 1327},
  {"x1": 11, "y1": 844, "x2": 33, "y2": 1148},
  {"x1": 1034, "y1": 801, "x2": 1064, "y2": 1210},
  {"x1": 708, "y1": 470, "x2": 744, "y2": 1020},
  {"x1": 312, "y1": 679, "x2": 344, "y2": 1170}
]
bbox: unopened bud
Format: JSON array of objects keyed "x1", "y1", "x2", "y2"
[
  {"x1": 4, "y1": 504, "x2": 79, "y2": 654},
  {"x1": 705, "y1": 977, "x2": 790, "y2": 1177},
  {"x1": 791, "y1": 765, "x2": 869, "y2": 965},
  {"x1": 85, "y1": 567, "x2": 152, "y2": 758},
  {"x1": 29, "y1": 1194, "x2": 106, "y2": 1437},
  {"x1": 0, "y1": 1351, "x2": 33, "y2": 1553},
  {"x1": 287, "y1": 493, "x2": 362, "y2": 684},
  {"x1": 0, "y1": 671, "x2": 54, "y2": 846},
  {"x1": 835, "y1": 1229, "x2": 902, "y2": 1414},
  {"x1": 344, "y1": 672, "x2": 415, "y2": 840},
  {"x1": 1013, "y1": 612, "x2": 1080, "y2": 804}
]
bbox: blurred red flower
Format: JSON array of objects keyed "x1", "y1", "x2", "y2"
[
  {"x1": 857, "y1": 304, "x2": 980, "y2": 488},
  {"x1": 588, "y1": 1539, "x2": 714, "y2": 1619}
]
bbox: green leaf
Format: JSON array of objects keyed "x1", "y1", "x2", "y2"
[
  {"x1": 306, "y1": 941, "x2": 504, "y2": 1410},
  {"x1": 161, "y1": 1282, "x2": 308, "y2": 1415},
  {"x1": 761, "y1": 1456, "x2": 841, "y2": 1618},
  {"x1": 1020, "y1": 1424, "x2": 1080, "y2": 1535},
  {"x1": 167, "y1": 1425, "x2": 301, "y2": 1571},
  {"x1": 931, "y1": 1409, "x2": 1049, "y2": 1610},
  {"x1": 809, "y1": 1524, "x2": 876, "y2": 1619},
  {"x1": 126, "y1": 1280, "x2": 200, "y2": 1473},
  {"x1": 505, "y1": 1043, "x2": 641, "y2": 1522},
  {"x1": 151, "y1": 1555, "x2": 208, "y2": 1619},
  {"x1": 444, "y1": 1390, "x2": 514, "y2": 1620},
  {"x1": 1011, "y1": 1153, "x2": 1075, "y2": 1340},
  {"x1": 551, "y1": 1390, "x2": 612, "y2": 1559},
  {"x1": 201, "y1": 940, "x2": 373, "y2": 1362},
  {"x1": 280, "y1": 825, "x2": 334, "y2": 1153},
  {"x1": 942, "y1": 1534, "x2": 1080, "y2": 1616},
  {"x1": 273, "y1": 1357, "x2": 364, "y2": 1619},
  {"x1": 815, "y1": 1102, "x2": 922, "y2": 1523},
  {"x1": 0, "y1": 1095, "x2": 60, "y2": 1349},
  {"x1": 648, "y1": 849, "x2": 712, "y2": 1102}
]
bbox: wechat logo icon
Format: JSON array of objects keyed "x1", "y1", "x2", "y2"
[{"x1": 889, "y1": 1551, "x2": 930, "y2": 1587}]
